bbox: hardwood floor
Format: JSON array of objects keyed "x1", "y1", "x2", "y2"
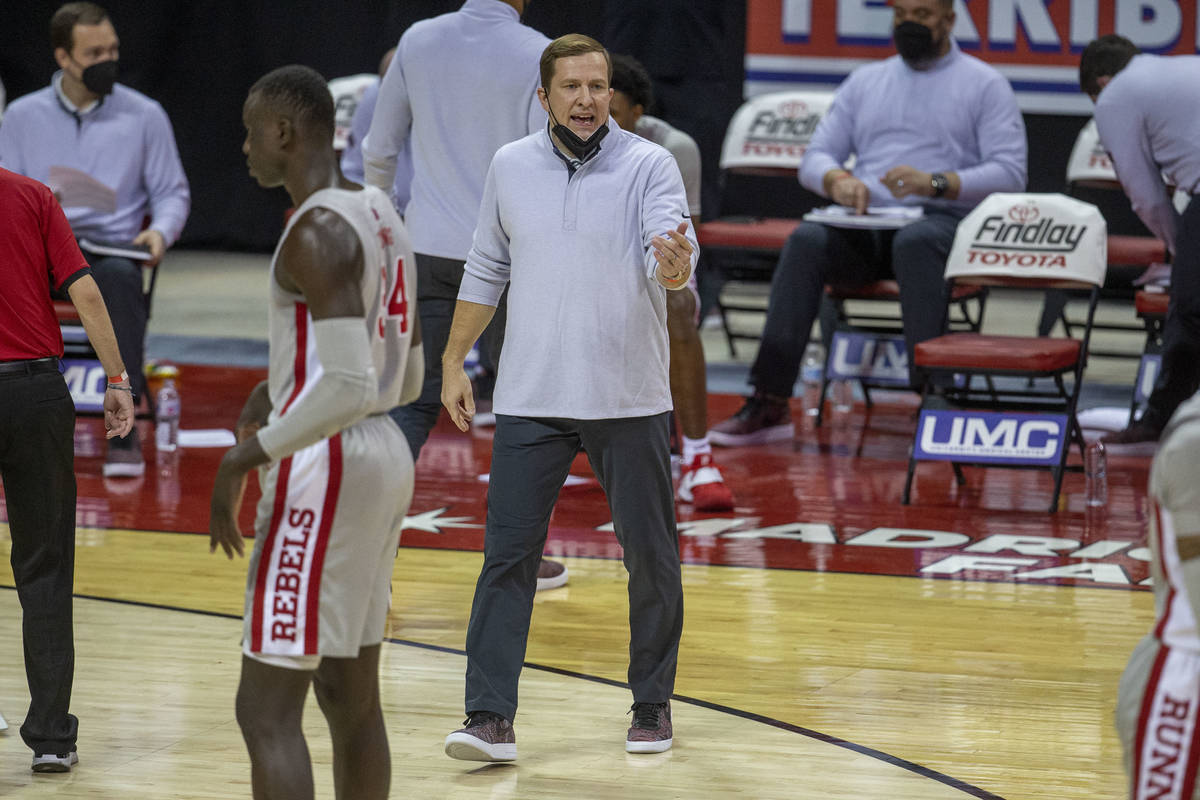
[{"x1": 0, "y1": 367, "x2": 1156, "y2": 798}]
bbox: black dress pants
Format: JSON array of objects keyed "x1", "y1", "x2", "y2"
[
  {"x1": 388, "y1": 253, "x2": 507, "y2": 458},
  {"x1": 1143, "y1": 195, "x2": 1200, "y2": 432},
  {"x1": 0, "y1": 364, "x2": 79, "y2": 754},
  {"x1": 463, "y1": 413, "x2": 684, "y2": 721}
]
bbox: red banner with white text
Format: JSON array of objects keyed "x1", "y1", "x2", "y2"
[{"x1": 746, "y1": 0, "x2": 1200, "y2": 113}]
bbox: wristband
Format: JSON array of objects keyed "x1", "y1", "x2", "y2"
[
  {"x1": 108, "y1": 369, "x2": 129, "y2": 384},
  {"x1": 107, "y1": 384, "x2": 133, "y2": 392}
]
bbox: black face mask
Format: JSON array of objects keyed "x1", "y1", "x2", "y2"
[
  {"x1": 80, "y1": 60, "x2": 118, "y2": 96},
  {"x1": 547, "y1": 104, "x2": 608, "y2": 161},
  {"x1": 893, "y1": 21, "x2": 938, "y2": 65}
]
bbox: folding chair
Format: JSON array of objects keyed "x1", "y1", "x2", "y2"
[
  {"x1": 817, "y1": 280, "x2": 987, "y2": 426},
  {"x1": 901, "y1": 193, "x2": 1108, "y2": 513},
  {"x1": 328, "y1": 73, "x2": 378, "y2": 153},
  {"x1": 696, "y1": 90, "x2": 834, "y2": 356}
]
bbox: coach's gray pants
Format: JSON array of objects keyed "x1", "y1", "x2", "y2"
[{"x1": 464, "y1": 413, "x2": 684, "y2": 722}]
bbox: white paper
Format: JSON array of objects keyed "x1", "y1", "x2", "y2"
[
  {"x1": 1077, "y1": 406, "x2": 1131, "y2": 432},
  {"x1": 1132, "y1": 262, "x2": 1171, "y2": 288},
  {"x1": 47, "y1": 165, "x2": 117, "y2": 213},
  {"x1": 803, "y1": 204, "x2": 924, "y2": 230},
  {"x1": 178, "y1": 429, "x2": 237, "y2": 448}
]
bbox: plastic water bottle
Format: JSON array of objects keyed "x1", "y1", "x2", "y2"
[
  {"x1": 800, "y1": 342, "x2": 825, "y2": 418},
  {"x1": 832, "y1": 379, "x2": 854, "y2": 414},
  {"x1": 155, "y1": 378, "x2": 181, "y2": 452},
  {"x1": 1085, "y1": 441, "x2": 1107, "y2": 507}
]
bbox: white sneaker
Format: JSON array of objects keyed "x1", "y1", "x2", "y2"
[
  {"x1": 0, "y1": 709, "x2": 7, "y2": 731},
  {"x1": 32, "y1": 751, "x2": 78, "y2": 773}
]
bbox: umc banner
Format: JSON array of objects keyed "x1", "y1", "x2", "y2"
[
  {"x1": 915, "y1": 409, "x2": 1068, "y2": 465},
  {"x1": 747, "y1": 0, "x2": 1200, "y2": 114}
]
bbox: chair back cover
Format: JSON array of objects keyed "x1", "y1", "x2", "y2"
[
  {"x1": 328, "y1": 73, "x2": 378, "y2": 151},
  {"x1": 946, "y1": 193, "x2": 1107, "y2": 287},
  {"x1": 719, "y1": 90, "x2": 836, "y2": 173},
  {"x1": 1065, "y1": 119, "x2": 1118, "y2": 186}
]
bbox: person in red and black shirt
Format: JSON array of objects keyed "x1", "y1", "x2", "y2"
[{"x1": 0, "y1": 165, "x2": 133, "y2": 773}]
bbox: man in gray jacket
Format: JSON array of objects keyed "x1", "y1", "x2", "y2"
[{"x1": 439, "y1": 34, "x2": 694, "y2": 761}]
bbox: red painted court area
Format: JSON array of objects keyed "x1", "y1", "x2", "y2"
[{"x1": 10, "y1": 364, "x2": 1152, "y2": 592}]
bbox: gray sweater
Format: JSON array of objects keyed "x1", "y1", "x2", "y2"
[
  {"x1": 1095, "y1": 54, "x2": 1200, "y2": 253},
  {"x1": 459, "y1": 122, "x2": 697, "y2": 419}
]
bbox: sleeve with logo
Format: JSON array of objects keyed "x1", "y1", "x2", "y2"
[{"x1": 641, "y1": 150, "x2": 699, "y2": 287}]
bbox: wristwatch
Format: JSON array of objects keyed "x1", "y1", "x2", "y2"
[{"x1": 930, "y1": 173, "x2": 949, "y2": 198}]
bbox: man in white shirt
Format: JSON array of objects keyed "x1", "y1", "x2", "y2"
[
  {"x1": 439, "y1": 35, "x2": 694, "y2": 761},
  {"x1": 1080, "y1": 35, "x2": 1200, "y2": 446},
  {"x1": 608, "y1": 53, "x2": 734, "y2": 512}
]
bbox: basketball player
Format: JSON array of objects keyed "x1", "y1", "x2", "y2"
[
  {"x1": 208, "y1": 65, "x2": 421, "y2": 800},
  {"x1": 1116, "y1": 390, "x2": 1200, "y2": 799}
]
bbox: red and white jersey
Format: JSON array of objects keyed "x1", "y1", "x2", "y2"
[
  {"x1": 1149, "y1": 500, "x2": 1200, "y2": 652},
  {"x1": 1148, "y1": 394, "x2": 1200, "y2": 653},
  {"x1": 266, "y1": 184, "x2": 416, "y2": 427}
]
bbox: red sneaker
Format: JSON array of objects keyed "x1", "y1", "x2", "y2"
[
  {"x1": 709, "y1": 394, "x2": 793, "y2": 447},
  {"x1": 677, "y1": 453, "x2": 734, "y2": 511},
  {"x1": 444, "y1": 711, "x2": 517, "y2": 762},
  {"x1": 626, "y1": 701, "x2": 672, "y2": 753}
]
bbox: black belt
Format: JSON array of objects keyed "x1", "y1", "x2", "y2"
[{"x1": 0, "y1": 357, "x2": 60, "y2": 377}]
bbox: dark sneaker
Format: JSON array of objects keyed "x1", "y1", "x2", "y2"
[
  {"x1": 536, "y1": 558, "x2": 568, "y2": 592},
  {"x1": 32, "y1": 751, "x2": 78, "y2": 773},
  {"x1": 709, "y1": 394, "x2": 793, "y2": 447},
  {"x1": 444, "y1": 711, "x2": 517, "y2": 762},
  {"x1": 626, "y1": 701, "x2": 672, "y2": 753},
  {"x1": 103, "y1": 427, "x2": 145, "y2": 478},
  {"x1": 677, "y1": 453, "x2": 735, "y2": 511}
]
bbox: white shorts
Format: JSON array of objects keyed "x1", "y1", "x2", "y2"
[
  {"x1": 243, "y1": 414, "x2": 413, "y2": 669},
  {"x1": 1117, "y1": 634, "x2": 1200, "y2": 799}
]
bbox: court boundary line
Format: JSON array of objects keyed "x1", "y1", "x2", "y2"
[
  {"x1": 48, "y1": 523, "x2": 1147, "y2": 592},
  {"x1": 0, "y1": 586, "x2": 1008, "y2": 799}
]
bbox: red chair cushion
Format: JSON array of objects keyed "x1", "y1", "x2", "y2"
[
  {"x1": 1135, "y1": 290, "x2": 1169, "y2": 317},
  {"x1": 914, "y1": 334, "x2": 1082, "y2": 372},
  {"x1": 696, "y1": 217, "x2": 801, "y2": 251},
  {"x1": 54, "y1": 300, "x2": 81, "y2": 323},
  {"x1": 1108, "y1": 234, "x2": 1166, "y2": 267}
]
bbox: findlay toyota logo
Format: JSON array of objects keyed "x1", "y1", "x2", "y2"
[
  {"x1": 743, "y1": 98, "x2": 824, "y2": 158},
  {"x1": 965, "y1": 203, "x2": 1089, "y2": 268},
  {"x1": 776, "y1": 99, "x2": 809, "y2": 118},
  {"x1": 1007, "y1": 203, "x2": 1039, "y2": 224}
]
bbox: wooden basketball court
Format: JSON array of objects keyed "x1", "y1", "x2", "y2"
[{"x1": 0, "y1": 363, "x2": 1151, "y2": 799}]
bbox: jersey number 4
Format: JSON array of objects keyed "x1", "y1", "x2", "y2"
[{"x1": 382, "y1": 258, "x2": 409, "y2": 335}]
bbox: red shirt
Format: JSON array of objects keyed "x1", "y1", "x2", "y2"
[{"x1": 0, "y1": 167, "x2": 90, "y2": 360}]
